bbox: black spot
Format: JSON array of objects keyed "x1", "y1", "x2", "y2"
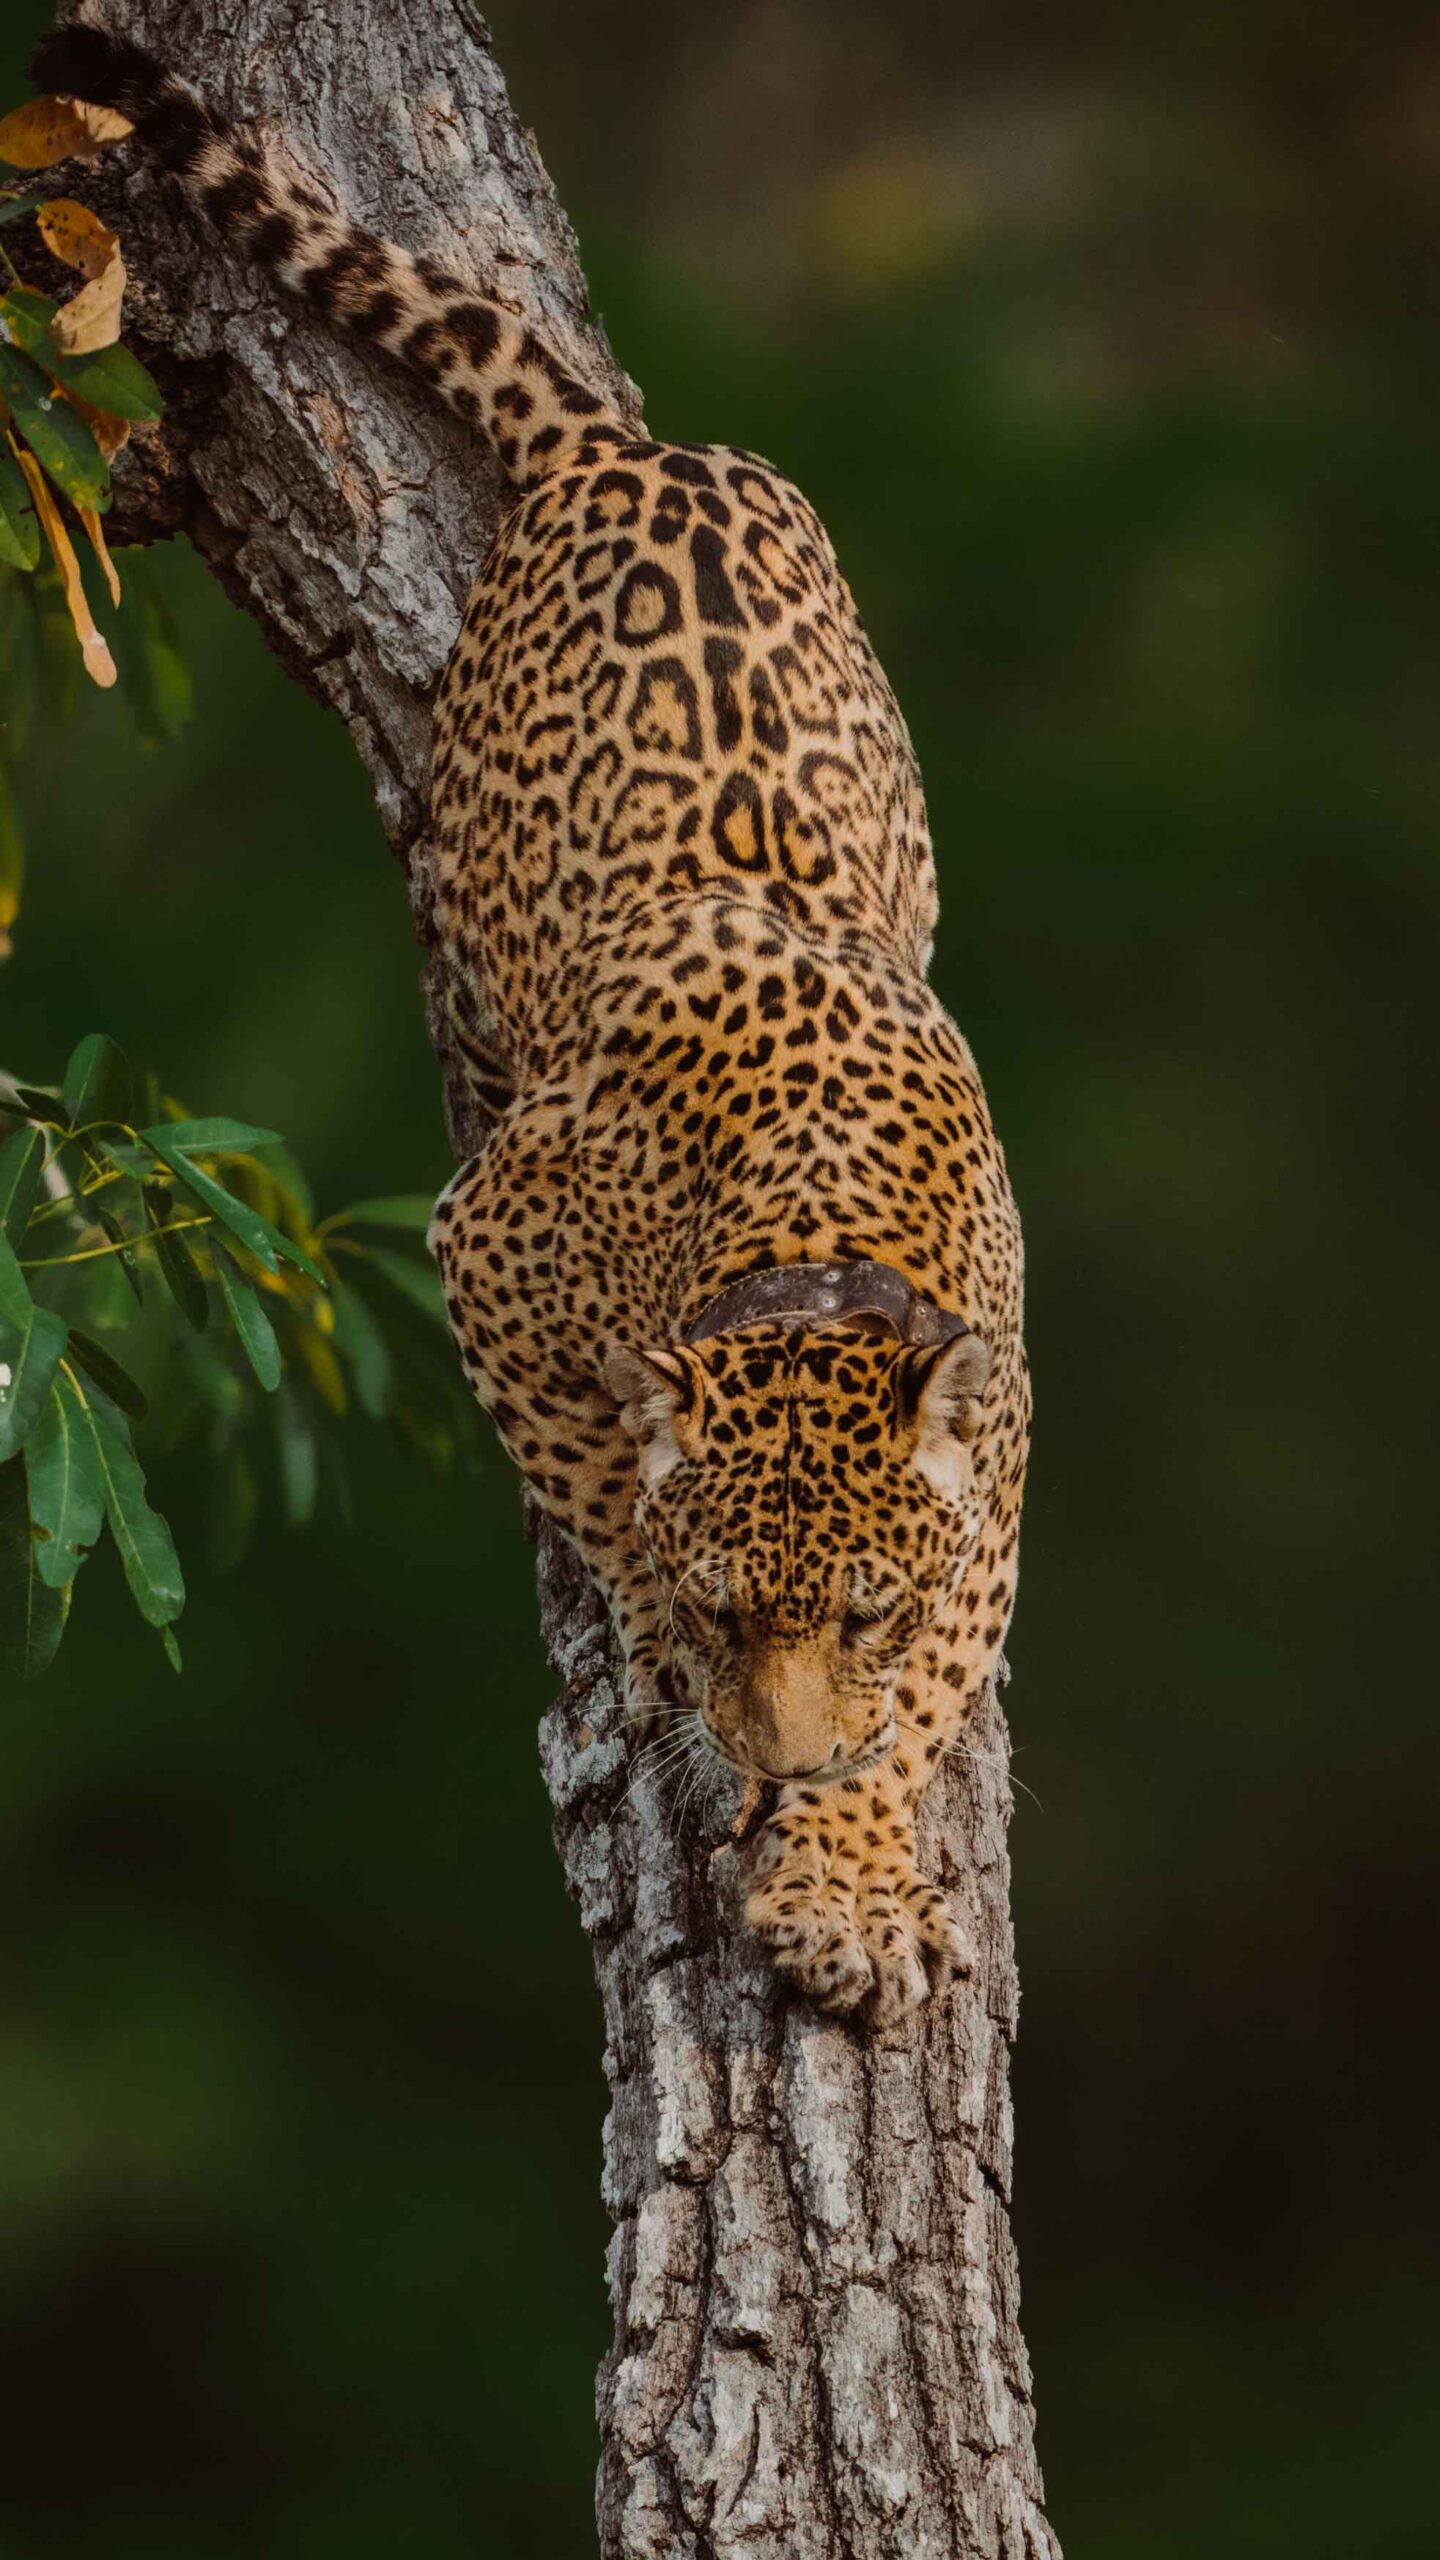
[
  {"x1": 353, "y1": 288, "x2": 401, "y2": 339},
  {"x1": 415, "y1": 255, "x2": 464, "y2": 295},
  {"x1": 703, "y1": 637, "x2": 744, "y2": 752},
  {"x1": 447, "y1": 301, "x2": 501, "y2": 369},
  {"x1": 403, "y1": 316, "x2": 453, "y2": 372},
  {"x1": 614, "y1": 561, "x2": 683, "y2": 646},
  {"x1": 631, "y1": 657, "x2": 703, "y2": 760},
  {"x1": 203, "y1": 166, "x2": 267, "y2": 230},
  {"x1": 250, "y1": 210, "x2": 297, "y2": 267},
  {"x1": 711, "y1": 771, "x2": 769, "y2": 872},
  {"x1": 146, "y1": 91, "x2": 212, "y2": 174},
  {"x1": 691, "y1": 525, "x2": 746, "y2": 628}
]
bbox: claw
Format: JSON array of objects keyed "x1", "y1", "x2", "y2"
[{"x1": 746, "y1": 1827, "x2": 965, "y2": 2025}]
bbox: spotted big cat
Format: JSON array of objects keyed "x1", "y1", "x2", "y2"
[{"x1": 40, "y1": 23, "x2": 1031, "y2": 2023}]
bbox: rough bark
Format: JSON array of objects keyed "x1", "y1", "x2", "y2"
[{"x1": 64, "y1": 3, "x2": 1059, "y2": 2550}]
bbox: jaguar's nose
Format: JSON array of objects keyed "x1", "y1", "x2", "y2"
[{"x1": 751, "y1": 1737, "x2": 848, "y2": 1784}]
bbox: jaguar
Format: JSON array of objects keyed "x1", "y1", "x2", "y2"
[{"x1": 37, "y1": 20, "x2": 1031, "y2": 2024}]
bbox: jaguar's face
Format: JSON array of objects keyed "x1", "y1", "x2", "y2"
[{"x1": 608, "y1": 1324, "x2": 989, "y2": 1783}]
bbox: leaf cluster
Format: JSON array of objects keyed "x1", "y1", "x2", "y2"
[
  {"x1": 1, "y1": 89, "x2": 175, "y2": 959},
  {"x1": 1, "y1": 1034, "x2": 469, "y2": 1683}
]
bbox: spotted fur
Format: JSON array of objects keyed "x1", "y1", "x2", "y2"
[{"x1": 44, "y1": 26, "x2": 1031, "y2": 2023}]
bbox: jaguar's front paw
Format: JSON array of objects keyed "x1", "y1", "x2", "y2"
[{"x1": 745, "y1": 1794, "x2": 972, "y2": 2026}]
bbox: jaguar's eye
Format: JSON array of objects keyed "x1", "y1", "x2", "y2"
[
  {"x1": 712, "y1": 1607, "x2": 743, "y2": 1648},
  {"x1": 839, "y1": 1611, "x2": 875, "y2": 1650}
]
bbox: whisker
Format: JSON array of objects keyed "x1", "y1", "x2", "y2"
[
  {"x1": 941, "y1": 1731, "x2": 1043, "y2": 1811},
  {"x1": 673, "y1": 1726, "x2": 726, "y2": 1833},
  {"x1": 615, "y1": 1714, "x2": 707, "y2": 1814},
  {"x1": 666, "y1": 1556, "x2": 710, "y2": 1638}
]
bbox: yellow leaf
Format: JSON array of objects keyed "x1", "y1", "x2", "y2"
[
  {"x1": 54, "y1": 248, "x2": 127, "y2": 355},
  {"x1": 297, "y1": 1326, "x2": 349, "y2": 1418},
  {"x1": 0, "y1": 759, "x2": 22, "y2": 960},
  {"x1": 0, "y1": 96, "x2": 133, "y2": 169},
  {"x1": 37, "y1": 196, "x2": 117, "y2": 277},
  {"x1": 78, "y1": 505, "x2": 121, "y2": 608},
  {"x1": 13, "y1": 445, "x2": 116, "y2": 689},
  {"x1": 0, "y1": 98, "x2": 88, "y2": 170},
  {"x1": 71, "y1": 102, "x2": 135, "y2": 152},
  {"x1": 36, "y1": 199, "x2": 127, "y2": 355}
]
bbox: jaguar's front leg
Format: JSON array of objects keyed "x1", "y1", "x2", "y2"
[
  {"x1": 433, "y1": 1133, "x2": 669, "y2": 1719},
  {"x1": 745, "y1": 1608, "x2": 995, "y2": 2025}
]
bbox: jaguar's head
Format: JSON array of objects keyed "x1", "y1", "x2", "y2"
[{"x1": 607, "y1": 1323, "x2": 990, "y2": 1783}]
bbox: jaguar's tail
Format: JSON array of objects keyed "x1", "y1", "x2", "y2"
[{"x1": 30, "y1": 23, "x2": 621, "y2": 488}]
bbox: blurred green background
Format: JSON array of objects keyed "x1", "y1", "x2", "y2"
[{"x1": 3, "y1": 3, "x2": 1437, "y2": 2552}]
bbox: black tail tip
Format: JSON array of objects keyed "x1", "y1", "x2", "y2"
[{"x1": 30, "y1": 24, "x2": 164, "y2": 116}]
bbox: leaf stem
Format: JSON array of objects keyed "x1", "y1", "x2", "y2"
[{"x1": 20, "y1": 1214, "x2": 214, "y2": 1271}]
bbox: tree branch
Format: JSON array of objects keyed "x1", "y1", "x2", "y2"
[{"x1": 67, "y1": 3, "x2": 1059, "y2": 2548}]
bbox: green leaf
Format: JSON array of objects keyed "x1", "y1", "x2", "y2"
[
  {"x1": 213, "y1": 1249, "x2": 281, "y2": 1391},
  {"x1": 354, "y1": 1245, "x2": 449, "y2": 1328},
  {"x1": 94, "y1": 1204, "x2": 144, "y2": 1305},
  {"x1": 0, "y1": 1124, "x2": 45, "y2": 1248},
  {"x1": 0, "y1": 1232, "x2": 28, "y2": 1325},
  {"x1": 68, "y1": 1376, "x2": 184, "y2": 1628},
  {"x1": 274, "y1": 1380, "x2": 318, "y2": 1527},
  {"x1": 142, "y1": 1117, "x2": 284, "y2": 1156},
  {"x1": 0, "y1": 435, "x2": 40, "y2": 570},
  {"x1": 25, "y1": 1368, "x2": 105, "y2": 1588},
  {"x1": 270, "y1": 1228, "x2": 325, "y2": 1285},
  {"x1": 66, "y1": 1326, "x2": 147, "y2": 1420},
  {"x1": 63, "y1": 1031, "x2": 133, "y2": 1129},
  {"x1": 333, "y1": 1195, "x2": 437, "y2": 1233},
  {"x1": 0, "y1": 1237, "x2": 67, "y2": 1462},
  {"x1": 52, "y1": 342, "x2": 163, "y2": 424},
  {"x1": 0, "y1": 193, "x2": 46, "y2": 228},
  {"x1": 146, "y1": 1139, "x2": 284, "y2": 1274},
  {"x1": 116, "y1": 555, "x2": 192, "y2": 746},
  {"x1": 0, "y1": 341, "x2": 110, "y2": 512},
  {"x1": 0, "y1": 1453, "x2": 68, "y2": 1679},
  {"x1": 0, "y1": 289, "x2": 55, "y2": 360},
  {"x1": 160, "y1": 1624, "x2": 182, "y2": 1672},
  {"x1": 9, "y1": 1083, "x2": 68, "y2": 1129},
  {"x1": 0, "y1": 289, "x2": 163, "y2": 422},
  {"x1": 331, "y1": 1279, "x2": 391, "y2": 1420},
  {"x1": 143, "y1": 1183, "x2": 208, "y2": 1331}
]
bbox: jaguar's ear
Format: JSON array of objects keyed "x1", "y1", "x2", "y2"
[
  {"x1": 606, "y1": 1345, "x2": 702, "y2": 1489},
  {"x1": 898, "y1": 1333, "x2": 992, "y2": 1495}
]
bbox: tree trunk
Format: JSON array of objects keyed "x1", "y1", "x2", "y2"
[{"x1": 63, "y1": 3, "x2": 1059, "y2": 2550}]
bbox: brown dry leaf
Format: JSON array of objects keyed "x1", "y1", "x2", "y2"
[
  {"x1": 14, "y1": 445, "x2": 117, "y2": 689},
  {"x1": 37, "y1": 196, "x2": 126, "y2": 354},
  {"x1": 0, "y1": 95, "x2": 131, "y2": 170},
  {"x1": 78, "y1": 505, "x2": 121, "y2": 608}
]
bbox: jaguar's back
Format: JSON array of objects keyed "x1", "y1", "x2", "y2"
[{"x1": 430, "y1": 435, "x2": 939, "y2": 1106}]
